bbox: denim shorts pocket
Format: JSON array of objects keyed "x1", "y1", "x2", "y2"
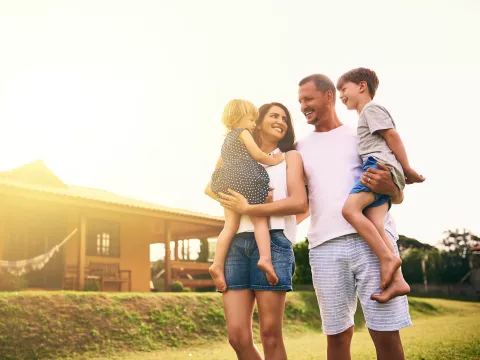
[{"x1": 270, "y1": 231, "x2": 293, "y2": 254}]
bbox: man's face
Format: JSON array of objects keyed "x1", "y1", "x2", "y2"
[
  {"x1": 298, "y1": 81, "x2": 330, "y2": 126},
  {"x1": 338, "y1": 81, "x2": 362, "y2": 110}
]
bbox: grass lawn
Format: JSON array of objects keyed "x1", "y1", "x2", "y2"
[{"x1": 91, "y1": 298, "x2": 480, "y2": 360}]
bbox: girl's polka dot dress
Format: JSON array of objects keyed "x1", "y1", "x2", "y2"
[{"x1": 211, "y1": 128, "x2": 270, "y2": 205}]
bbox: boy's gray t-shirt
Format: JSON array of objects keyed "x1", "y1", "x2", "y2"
[{"x1": 357, "y1": 101, "x2": 405, "y2": 190}]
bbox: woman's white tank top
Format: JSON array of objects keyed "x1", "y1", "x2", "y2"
[{"x1": 236, "y1": 148, "x2": 297, "y2": 243}]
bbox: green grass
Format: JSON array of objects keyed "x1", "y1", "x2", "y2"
[
  {"x1": 91, "y1": 298, "x2": 480, "y2": 360},
  {"x1": 0, "y1": 292, "x2": 478, "y2": 359}
]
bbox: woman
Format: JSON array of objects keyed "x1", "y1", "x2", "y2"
[{"x1": 205, "y1": 102, "x2": 307, "y2": 360}]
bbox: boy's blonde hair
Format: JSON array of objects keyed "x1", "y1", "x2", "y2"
[{"x1": 222, "y1": 99, "x2": 259, "y2": 130}]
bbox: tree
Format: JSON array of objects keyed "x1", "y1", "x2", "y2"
[
  {"x1": 397, "y1": 235, "x2": 435, "y2": 253},
  {"x1": 292, "y1": 239, "x2": 312, "y2": 284},
  {"x1": 197, "y1": 238, "x2": 209, "y2": 262},
  {"x1": 441, "y1": 229, "x2": 480, "y2": 258}
]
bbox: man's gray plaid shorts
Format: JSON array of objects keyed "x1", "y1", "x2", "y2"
[{"x1": 309, "y1": 232, "x2": 413, "y2": 335}]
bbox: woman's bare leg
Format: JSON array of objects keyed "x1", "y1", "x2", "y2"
[
  {"x1": 223, "y1": 290, "x2": 263, "y2": 360},
  {"x1": 209, "y1": 208, "x2": 240, "y2": 292},
  {"x1": 256, "y1": 290, "x2": 287, "y2": 360}
]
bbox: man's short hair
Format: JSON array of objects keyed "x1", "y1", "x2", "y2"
[
  {"x1": 299, "y1": 74, "x2": 336, "y2": 103},
  {"x1": 336, "y1": 68, "x2": 379, "y2": 99}
]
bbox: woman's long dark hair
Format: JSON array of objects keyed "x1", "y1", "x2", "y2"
[{"x1": 253, "y1": 102, "x2": 296, "y2": 152}]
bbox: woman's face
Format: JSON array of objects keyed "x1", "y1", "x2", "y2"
[{"x1": 257, "y1": 106, "x2": 289, "y2": 143}]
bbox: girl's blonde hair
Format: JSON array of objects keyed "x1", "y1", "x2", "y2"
[{"x1": 222, "y1": 99, "x2": 259, "y2": 130}]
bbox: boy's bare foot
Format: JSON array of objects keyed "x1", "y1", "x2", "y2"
[
  {"x1": 257, "y1": 258, "x2": 279, "y2": 286},
  {"x1": 209, "y1": 263, "x2": 227, "y2": 292},
  {"x1": 379, "y1": 255, "x2": 402, "y2": 290},
  {"x1": 404, "y1": 167, "x2": 425, "y2": 184},
  {"x1": 371, "y1": 271, "x2": 411, "y2": 303}
]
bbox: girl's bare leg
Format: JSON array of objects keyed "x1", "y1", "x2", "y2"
[
  {"x1": 365, "y1": 205, "x2": 410, "y2": 303},
  {"x1": 250, "y1": 216, "x2": 278, "y2": 286},
  {"x1": 342, "y1": 193, "x2": 401, "y2": 290},
  {"x1": 209, "y1": 208, "x2": 240, "y2": 292}
]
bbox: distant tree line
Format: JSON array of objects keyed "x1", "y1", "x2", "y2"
[{"x1": 293, "y1": 229, "x2": 480, "y2": 286}]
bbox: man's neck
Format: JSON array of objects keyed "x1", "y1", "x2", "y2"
[
  {"x1": 356, "y1": 97, "x2": 372, "y2": 115},
  {"x1": 314, "y1": 111, "x2": 343, "y2": 132}
]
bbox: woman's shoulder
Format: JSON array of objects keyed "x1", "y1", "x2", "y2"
[{"x1": 284, "y1": 150, "x2": 302, "y2": 161}]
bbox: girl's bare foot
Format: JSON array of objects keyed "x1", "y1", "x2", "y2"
[
  {"x1": 371, "y1": 270, "x2": 410, "y2": 303},
  {"x1": 209, "y1": 263, "x2": 227, "y2": 292},
  {"x1": 257, "y1": 258, "x2": 279, "y2": 286},
  {"x1": 379, "y1": 256, "x2": 402, "y2": 290},
  {"x1": 405, "y1": 167, "x2": 425, "y2": 184}
]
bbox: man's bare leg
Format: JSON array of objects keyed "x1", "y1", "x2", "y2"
[
  {"x1": 369, "y1": 329, "x2": 405, "y2": 360},
  {"x1": 327, "y1": 326, "x2": 354, "y2": 360}
]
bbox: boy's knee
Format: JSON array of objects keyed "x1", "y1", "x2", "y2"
[{"x1": 341, "y1": 205, "x2": 356, "y2": 223}]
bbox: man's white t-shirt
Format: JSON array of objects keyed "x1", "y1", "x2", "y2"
[{"x1": 296, "y1": 125, "x2": 398, "y2": 249}]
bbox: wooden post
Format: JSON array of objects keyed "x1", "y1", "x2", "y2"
[
  {"x1": 0, "y1": 213, "x2": 5, "y2": 260},
  {"x1": 78, "y1": 215, "x2": 87, "y2": 291},
  {"x1": 421, "y1": 254, "x2": 428, "y2": 293},
  {"x1": 164, "y1": 220, "x2": 172, "y2": 292},
  {"x1": 174, "y1": 239, "x2": 179, "y2": 261}
]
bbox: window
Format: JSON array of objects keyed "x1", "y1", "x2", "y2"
[{"x1": 87, "y1": 219, "x2": 120, "y2": 257}]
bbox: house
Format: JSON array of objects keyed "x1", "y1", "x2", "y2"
[{"x1": 0, "y1": 161, "x2": 223, "y2": 292}]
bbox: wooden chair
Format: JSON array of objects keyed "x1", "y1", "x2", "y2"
[
  {"x1": 87, "y1": 262, "x2": 132, "y2": 292},
  {"x1": 62, "y1": 265, "x2": 79, "y2": 291}
]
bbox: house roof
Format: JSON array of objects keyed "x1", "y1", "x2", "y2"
[{"x1": 0, "y1": 161, "x2": 223, "y2": 224}]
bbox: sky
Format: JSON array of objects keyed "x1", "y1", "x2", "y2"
[{"x1": 1, "y1": 0, "x2": 479, "y2": 256}]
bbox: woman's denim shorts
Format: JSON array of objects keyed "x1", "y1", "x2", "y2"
[{"x1": 224, "y1": 230, "x2": 295, "y2": 291}]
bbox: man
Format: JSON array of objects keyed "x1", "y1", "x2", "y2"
[
  {"x1": 218, "y1": 74, "x2": 411, "y2": 359},
  {"x1": 296, "y1": 74, "x2": 411, "y2": 360}
]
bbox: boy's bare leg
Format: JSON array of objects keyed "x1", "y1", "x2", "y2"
[
  {"x1": 364, "y1": 205, "x2": 410, "y2": 302},
  {"x1": 342, "y1": 193, "x2": 401, "y2": 290},
  {"x1": 250, "y1": 215, "x2": 278, "y2": 286},
  {"x1": 209, "y1": 208, "x2": 240, "y2": 292}
]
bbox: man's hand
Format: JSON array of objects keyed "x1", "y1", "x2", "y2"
[
  {"x1": 360, "y1": 162, "x2": 403, "y2": 203},
  {"x1": 218, "y1": 189, "x2": 250, "y2": 215}
]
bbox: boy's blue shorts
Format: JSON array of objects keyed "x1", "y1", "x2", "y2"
[{"x1": 350, "y1": 156, "x2": 392, "y2": 210}]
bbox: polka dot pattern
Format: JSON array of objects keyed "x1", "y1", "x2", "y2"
[{"x1": 211, "y1": 128, "x2": 270, "y2": 205}]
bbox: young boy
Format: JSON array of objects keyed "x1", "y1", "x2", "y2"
[{"x1": 337, "y1": 68, "x2": 424, "y2": 302}]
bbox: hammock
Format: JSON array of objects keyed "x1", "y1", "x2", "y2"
[{"x1": 0, "y1": 228, "x2": 78, "y2": 276}]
